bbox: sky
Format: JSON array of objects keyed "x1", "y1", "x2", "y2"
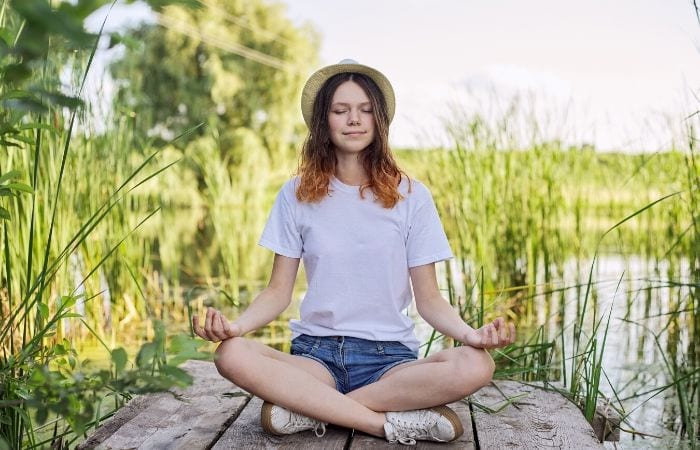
[{"x1": 88, "y1": 0, "x2": 700, "y2": 151}]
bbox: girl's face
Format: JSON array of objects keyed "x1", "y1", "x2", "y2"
[{"x1": 328, "y1": 80, "x2": 376, "y2": 155}]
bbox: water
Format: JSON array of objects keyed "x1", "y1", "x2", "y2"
[
  {"x1": 407, "y1": 254, "x2": 694, "y2": 447},
  {"x1": 537, "y1": 255, "x2": 693, "y2": 447}
]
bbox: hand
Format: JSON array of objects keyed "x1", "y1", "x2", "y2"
[
  {"x1": 463, "y1": 317, "x2": 516, "y2": 349},
  {"x1": 192, "y1": 307, "x2": 242, "y2": 342}
]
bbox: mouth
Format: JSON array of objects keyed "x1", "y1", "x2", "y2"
[{"x1": 343, "y1": 131, "x2": 366, "y2": 136}]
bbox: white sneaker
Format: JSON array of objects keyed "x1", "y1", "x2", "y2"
[
  {"x1": 260, "y1": 401, "x2": 327, "y2": 437},
  {"x1": 384, "y1": 405, "x2": 464, "y2": 445}
]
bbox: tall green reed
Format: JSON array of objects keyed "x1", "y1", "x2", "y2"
[
  {"x1": 1, "y1": 1, "x2": 207, "y2": 447},
  {"x1": 402, "y1": 94, "x2": 695, "y2": 444}
]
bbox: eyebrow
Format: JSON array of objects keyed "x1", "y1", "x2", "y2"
[{"x1": 331, "y1": 101, "x2": 372, "y2": 107}]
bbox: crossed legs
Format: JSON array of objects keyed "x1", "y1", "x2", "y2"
[{"x1": 214, "y1": 337, "x2": 495, "y2": 437}]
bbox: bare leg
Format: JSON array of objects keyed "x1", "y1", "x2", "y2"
[
  {"x1": 215, "y1": 337, "x2": 387, "y2": 437},
  {"x1": 346, "y1": 345, "x2": 495, "y2": 412}
]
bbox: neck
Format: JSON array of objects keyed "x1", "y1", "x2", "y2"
[{"x1": 335, "y1": 154, "x2": 368, "y2": 186}]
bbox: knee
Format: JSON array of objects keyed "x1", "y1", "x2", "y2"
[
  {"x1": 214, "y1": 337, "x2": 253, "y2": 386},
  {"x1": 449, "y1": 346, "x2": 495, "y2": 398}
]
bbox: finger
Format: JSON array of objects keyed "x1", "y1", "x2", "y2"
[
  {"x1": 480, "y1": 325, "x2": 490, "y2": 347},
  {"x1": 491, "y1": 324, "x2": 499, "y2": 347},
  {"x1": 193, "y1": 314, "x2": 206, "y2": 338},
  {"x1": 210, "y1": 310, "x2": 227, "y2": 340},
  {"x1": 220, "y1": 314, "x2": 232, "y2": 335},
  {"x1": 192, "y1": 314, "x2": 206, "y2": 339},
  {"x1": 494, "y1": 317, "x2": 505, "y2": 330},
  {"x1": 510, "y1": 323, "x2": 516, "y2": 344},
  {"x1": 479, "y1": 327, "x2": 489, "y2": 347},
  {"x1": 218, "y1": 313, "x2": 235, "y2": 338},
  {"x1": 498, "y1": 318, "x2": 508, "y2": 342},
  {"x1": 204, "y1": 308, "x2": 219, "y2": 342},
  {"x1": 205, "y1": 307, "x2": 215, "y2": 332}
]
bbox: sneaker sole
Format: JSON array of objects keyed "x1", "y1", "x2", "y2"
[
  {"x1": 260, "y1": 400, "x2": 280, "y2": 435},
  {"x1": 430, "y1": 405, "x2": 464, "y2": 441}
]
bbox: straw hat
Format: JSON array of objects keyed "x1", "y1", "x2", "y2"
[{"x1": 300, "y1": 59, "x2": 396, "y2": 128}]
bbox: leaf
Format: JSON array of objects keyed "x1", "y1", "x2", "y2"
[
  {"x1": 5, "y1": 134, "x2": 35, "y2": 145},
  {"x1": 144, "y1": 0, "x2": 203, "y2": 11},
  {"x1": 108, "y1": 32, "x2": 140, "y2": 50},
  {"x1": 0, "y1": 140, "x2": 23, "y2": 148},
  {"x1": 136, "y1": 342, "x2": 156, "y2": 368},
  {"x1": 0, "y1": 170, "x2": 21, "y2": 184},
  {"x1": 160, "y1": 365, "x2": 193, "y2": 387},
  {"x1": 111, "y1": 347, "x2": 127, "y2": 374},
  {"x1": 0, "y1": 28, "x2": 13, "y2": 46},
  {"x1": 54, "y1": 343, "x2": 67, "y2": 356},
  {"x1": 13, "y1": 0, "x2": 96, "y2": 48},
  {"x1": 18, "y1": 122, "x2": 57, "y2": 132},
  {"x1": 1, "y1": 97, "x2": 48, "y2": 114},
  {"x1": 59, "y1": 295, "x2": 77, "y2": 309},
  {"x1": 0, "y1": 63, "x2": 32, "y2": 84},
  {"x1": 37, "y1": 302, "x2": 49, "y2": 320},
  {"x1": 31, "y1": 89, "x2": 83, "y2": 109},
  {"x1": 6, "y1": 183, "x2": 33, "y2": 194},
  {"x1": 60, "y1": 313, "x2": 84, "y2": 318},
  {"x1": 0, "y1": 207, "x2": 12, "y2": 221},
  {"x1": 167, "y1": 334, "x2": 210, "y2": 366},
  {"x1": 35, "y1": 406, "x2": 48, "y2": 426}
]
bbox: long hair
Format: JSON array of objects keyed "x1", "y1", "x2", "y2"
[{"x1": 295, "y1": 72, "x2": 410, "y2": 208}]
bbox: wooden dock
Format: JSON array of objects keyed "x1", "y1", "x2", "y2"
[{"x1": 78, "y1": 360, "x2": 615, "y2": 449}]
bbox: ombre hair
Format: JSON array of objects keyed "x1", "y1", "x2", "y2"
[{"x1": 295, "y1": 72, "x2": 410, "y2": 208}]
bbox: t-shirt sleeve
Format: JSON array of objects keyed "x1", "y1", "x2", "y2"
[
  {"x1": 258, "y1": 182, "x2": 302, "y2": 258},
  {"x1": 406, "y1": 186, "x2": 454, "y2": 268}
]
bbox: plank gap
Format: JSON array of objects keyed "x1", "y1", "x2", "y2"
[
  {"x1": 205, "y1": 395, "x2": 253, "y2": 450},
  {"x1": 468, "y1": 398, "x2": 481, "y2": 450}
]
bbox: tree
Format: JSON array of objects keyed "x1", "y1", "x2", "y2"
[{"x1": 110, "y1": 0, "x2": 319, "y2": 163}]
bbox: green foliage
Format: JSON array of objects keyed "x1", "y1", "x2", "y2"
[
  {"x1": 0, "y1": 0, "x2": 202, "y2": 143},
  {"x1": 13, "y1": 322, "x2": 206, "y2": 439},
  {"x1": 0, "y1": 1, "x2": 215, "y2": 447},
  {"x1": 0, "y1": 170, "x2": 32, "y2": 220},
  {"x1": 110, "y1": 0, "x2": 319, "y2": 159}
]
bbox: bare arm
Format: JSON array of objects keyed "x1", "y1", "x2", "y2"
[
  {"x1": 410, "y1": 263, "x2": 515, "y2": 348},
  {"x1": 193, "y1": 254, "x2": 300, "y2": 341}
]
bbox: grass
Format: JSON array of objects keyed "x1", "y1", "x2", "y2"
[{"x1": 1, "y1": 0, "x2": 698, "y2": 447}]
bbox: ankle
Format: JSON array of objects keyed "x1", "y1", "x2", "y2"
[{"x1": 367, "y1": 412, "x2": 388, "y2": 438}]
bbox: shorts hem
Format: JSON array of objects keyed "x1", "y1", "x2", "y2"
[{"x1": 366, "y1": 357, "x2": 417, "y2": 385}]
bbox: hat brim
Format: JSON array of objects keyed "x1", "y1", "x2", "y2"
[{"x1": 301, "y1": 62, "x2": 395, "y2": 129}]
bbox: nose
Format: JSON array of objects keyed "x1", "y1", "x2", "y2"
[{"x1": 347, "y1": 109, "x2": 361, "y2": 125}]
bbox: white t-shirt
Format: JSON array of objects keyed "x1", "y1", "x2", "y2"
[{"x1": 258, "y1": 175, "x2": 453, "y2": 352}]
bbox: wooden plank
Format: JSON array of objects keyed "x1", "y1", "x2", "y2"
[
  {"x1": 470, "y1": 380, "x2": 604, "y2": 449},
  {"x1": 77, "y1": 394, "x2": 162, "y2": 449},
  {"x1": 349, "y1": 400, "x2": 476, "y2": 449},
  {"x1": 81, "y1": 360, "x2": 250, "y2": 450},
  {"x1": 213, "y1": 396, "x2": 350, "y2": 449}
]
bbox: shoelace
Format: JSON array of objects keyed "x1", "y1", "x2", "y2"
[
  {"x1": 388, "y1": 412, "x2": 437, "y2": 445},
  {"x1": 289, "y1": 414, "x2": 327, "y2": 437}
]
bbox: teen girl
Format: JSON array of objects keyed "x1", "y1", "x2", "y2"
[{"x1": 193, "y1": 59, "x2": 516, "y2": 445}]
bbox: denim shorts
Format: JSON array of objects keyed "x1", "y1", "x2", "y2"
[{"x1": 290, "y1": 334, "x2": 418, "y2": 394}]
